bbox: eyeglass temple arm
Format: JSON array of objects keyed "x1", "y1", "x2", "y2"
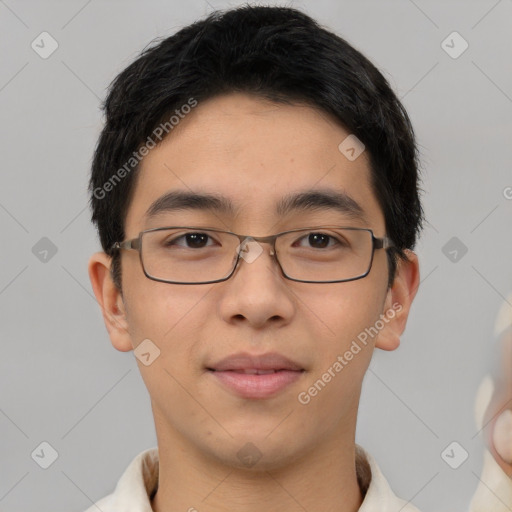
[
  {"x1": 112, "y1": 238, "x2": 141, "y2": 251},
  {"x1": 374, "y1": 236, "x2": 394, "y2": 250}
]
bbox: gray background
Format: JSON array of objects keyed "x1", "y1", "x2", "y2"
[{"x1": 1, "y1": 0, "x2": 511, "y2": 511}]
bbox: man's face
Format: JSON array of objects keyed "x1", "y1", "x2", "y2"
[{"x1": 103, "y1": 93, "x2": 407, "y2": 469}]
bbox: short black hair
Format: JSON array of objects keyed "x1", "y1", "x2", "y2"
[{"x1": 89, "y1": 4, "x2": 424, "y2": 291}]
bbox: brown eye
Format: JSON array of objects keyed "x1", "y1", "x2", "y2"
[{"x1": 164, "y1": 232, "x2": 214, "y2": 249}]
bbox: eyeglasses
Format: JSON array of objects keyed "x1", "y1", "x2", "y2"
[{"x1": 111, "y1": 226, "x2": 394, "y2": 285}]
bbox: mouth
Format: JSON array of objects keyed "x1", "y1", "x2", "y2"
[
  {"x1": 207, "y1": 368, "x2": 304, "y2": 374},
  {"x1": 206, "y1": 353, "x2": 305, "y2": 399},
  {"x1": 207, "y1": 369, "x2": 304, "y2": 399},
  {"x1": 207, "y1": 351, "x2": 304, "y2": 372}
]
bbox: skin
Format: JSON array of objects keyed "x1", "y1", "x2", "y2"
[
  {"x1": 483, "y1": 326, "x2": 512, "y2": 478},
  {"x1": 89, "y1": 92, "x2": 420, "y2": 512}
]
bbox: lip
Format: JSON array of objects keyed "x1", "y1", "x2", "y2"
[
  {"x1": 207, "y1": 352, "x2": 304, "y2": 372},
  {"x1": 207, "y1": 352, "x2": 305, "y2": 399}
]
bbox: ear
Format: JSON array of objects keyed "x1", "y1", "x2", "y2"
[
  {"x1": 88, "y1": 252, "x2": 134, "y2": 352},
  {"x1": 375, "y1": 249, "x2": 420, "y2": 351}
]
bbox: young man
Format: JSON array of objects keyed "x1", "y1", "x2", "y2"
[{"x1": 86, "y1": 5, "x2": 425, "y2": 511}]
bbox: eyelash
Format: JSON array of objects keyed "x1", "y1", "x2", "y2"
[{"x1": 166, "y1": 232, "x2": 344, "y2": 249}]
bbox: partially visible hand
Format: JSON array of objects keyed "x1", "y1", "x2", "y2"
[
  {"x1": 470, "y1": 298, "x2": 512, "y2": 512},
  {"x1": 482, "y1": 306, "x2": 512, "y2": 478}
]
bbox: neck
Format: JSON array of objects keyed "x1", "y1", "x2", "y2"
[{"x1": 150, "y1": 412, "x2": 364, "y2": 512}]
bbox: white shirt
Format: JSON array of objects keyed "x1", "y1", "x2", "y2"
[{"x1": 84, "y1": 444, "x2": 422, "y2": 512}]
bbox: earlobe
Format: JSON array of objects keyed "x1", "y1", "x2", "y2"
[
  {"x1": 375, "y1": 250, "x2": 420, "y2": 352},
  {"x1": 88, "y1": 252, "x2": 134, "y2": 352}
]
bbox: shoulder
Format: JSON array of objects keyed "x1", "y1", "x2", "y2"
[
  {"x1": 81, "y1": 447, "x2": 159, "y2": 512},
  {"x1": 356, "y1": 444, "x2": 422, "y2": 512}
]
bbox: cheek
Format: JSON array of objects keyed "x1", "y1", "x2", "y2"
[
  {"x1": 295, "y1": 286, "x2": 384, "y2": 431},
  {"x1": 124, "y1": 268, "x2": 214, "y2": 342},
  {"x1": 305, "y1": 278, "x2": 386, "y2": 350},
  {"x1": 297, "y1": 279, "x2": 385, "y2": 386},
  {"x1": 124, "y1": 282, "x2": 214, "y2": 404},
  {"x1": 122, "y1": 280, "x2": 218, "y2": 405}
]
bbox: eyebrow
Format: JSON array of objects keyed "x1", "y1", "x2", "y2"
[
  {"x1": 145, "y1": 190, "x2": 238, "y2": 219},
  {"x1": 144, "y1": 188, "x2": 367, "y2": 223},
  {"x1": 277, "y1": 189, "x2": 366, "y2": 222}
]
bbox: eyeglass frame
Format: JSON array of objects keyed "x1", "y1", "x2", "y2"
[{"x1": 111, "y1": 225, "x2": 394, "y2": 285}]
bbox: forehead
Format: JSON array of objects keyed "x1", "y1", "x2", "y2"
[{"x1": 124, "y1": 93, "x2": 384, "y2": 234}]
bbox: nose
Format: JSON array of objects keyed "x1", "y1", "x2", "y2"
[{"x1": 217, "y1": 238, "x2": 295, "y2": 329}]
